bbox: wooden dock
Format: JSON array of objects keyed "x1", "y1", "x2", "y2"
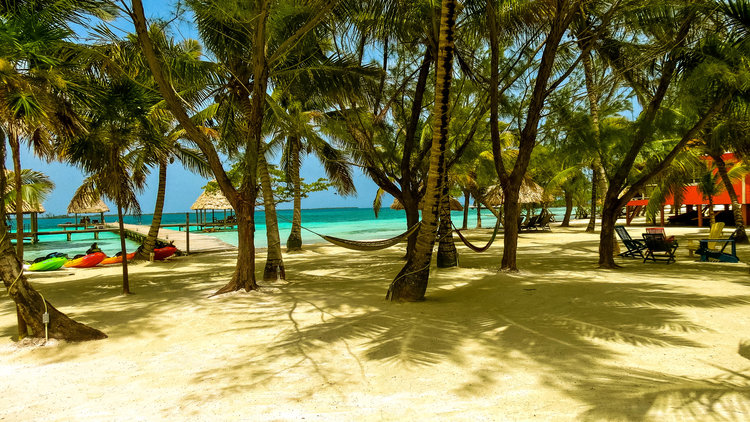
[{"x1": 106, "y1": 223, "x2": 237, "y2": 254}]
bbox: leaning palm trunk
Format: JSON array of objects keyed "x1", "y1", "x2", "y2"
[
  {"x1": 713, "y1": 154, "x2": 748, "y2": 243},
  {"x1": 437, "y1": 177, "x2": 458, "y2": 268},
  {"x1": 258, "y1": 155, "x2": 285, "y2": 281},
  {"x1": 138, "y1": 157, "x2": 167, "y2": 259},
  {"x1": 286, "y1": 137, "x2": 302, "y2": 251},
  {"x1": 9, "y1": 132, "x2": 24, "y2": 260},
  {"x1": 387, "y1": 0, "x2": 458, "y2": 301},
  {"x1": 0, "y1": 142, "x2": 106, "y2": 341}
]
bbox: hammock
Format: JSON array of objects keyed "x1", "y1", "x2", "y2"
[
  {"x1": 320, "y1": 222, "x2": 421, "y2": 251},
  {"x1": 452, "y1": 216, "x2": 502, "y2": 253}
]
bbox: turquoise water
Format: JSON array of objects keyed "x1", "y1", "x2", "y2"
[{"x1": 14, "y1": 206, "x2": 568, "y2": 258}]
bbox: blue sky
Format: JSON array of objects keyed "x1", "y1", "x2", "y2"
[{"x1": 10, "y1": 0, "x2": 382, "y2": 216}]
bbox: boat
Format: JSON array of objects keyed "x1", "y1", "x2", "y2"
[
  {"x1": 100, "y1": 252, "x2": 136, "y2": 265},
  {"x1": 28, "y1": 256, "x2": 68, "y2": 271},
  {"x1": 63, "y1": 252, "x2": 106, "y2": 268},
  {"x1": 153, "y1": 246, "x2": 177, "y2": 260}
]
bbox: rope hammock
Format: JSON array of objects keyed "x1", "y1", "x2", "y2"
[
  {"x1": 319, "y1": 222, "x2": 422, "y2": 251},
  {"x1": 451, "y1": 216, "x2": 502, "y2": 253},
  {"x1": 276, "y1": 212, "x2": 422, "y2": 251}
]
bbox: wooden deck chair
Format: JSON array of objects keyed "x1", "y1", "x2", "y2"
[
  {"x1": 520, "y1": 215, "x2": 540, "y2": 231},
  {"x1": 646, "y1": 227, "x2": 675, "y2": 241},
  {"x1": 642, "y1": 233, "x2": 679, "y2": 264},
  {"x1": 706, "y1": 222, "x2": 725, "y2": 252},
  {"x1": 614, "y1": 225, "x2": 647, "y2": 259},
  {"x1": 695, "y1": 228, "x2": 740, "y2": 263}
]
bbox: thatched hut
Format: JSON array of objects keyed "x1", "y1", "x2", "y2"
[
  {"x1": 191, "y1": 189, "x2": 234, "y2": 225},
  {"x1": 390, "y1": 196, "x2": 464, "y2": 211},
  {"x1": 483, "y1": 179, "x2": 550, "y2": 206},
  {"x1": 67, "y1": 197, "x2": 109, "y2": 225},
  {"x1": 5, "y1": 202, "x2": 45, "y2": 241}
]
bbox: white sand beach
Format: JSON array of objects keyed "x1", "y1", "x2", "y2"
[{"x1": 2, "y1": 221, "x2": 750, "y2": 421}]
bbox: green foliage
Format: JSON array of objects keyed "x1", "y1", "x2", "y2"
[{"x1": 203, "y1": 161, "x2": 335, "y2": 206}]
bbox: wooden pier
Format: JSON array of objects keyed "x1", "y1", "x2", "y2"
[{"x1": 107, "y1": 223, "x2": 237, "y2": 254}]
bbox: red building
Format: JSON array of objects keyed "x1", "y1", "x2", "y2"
[{"x1": 625, "y1": 153, "x2": 749, "y2": 227}]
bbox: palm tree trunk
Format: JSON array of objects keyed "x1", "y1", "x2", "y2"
[
  {"x1": 437, "y1": 176, "x2": 458, "y2": 268},
  {"x1": 212, "y1": 198, "x2": 259, "y2": 296},
  {"x1": 0, "y1": 143, "x2": 106, "y2": 341},
  {"x1": 562, "y1": 189, "x2": 572, "y2": 227},
  {"x1": 286, "y1": 137, "x2": 303, "y2": 251},
  {"x1": 138, "y1": 157, "x2": 168, "y2": 259},
  {"x1": 712, "y1": 154, "x2": 748, "y2": 243},
  {"x1": 117, "y1": 202, "x2": 131, "y2": 295},
  {"x1": 598, "y1": 201, "x2": 620, "y2": 268},
  {"x1": 387, "y1": 0, "x2": 458, "y2": 301},
  {"x1": 462, "y1": 190, "x2": 469, "y2": 230},
  {"x1": 402, "y1": 193, "x2": 420, "y2": 260},
  {"x1": 258, "y1": 155, "x2": 285, "y2": 281},
  {"x1": 586, "y1": 165, "x2": 597, "y2": 232},
  {"x1": 9, "y1": 131, "x2": 24, "y2": 260},
  {"x1": 709, "y1": 197, "x2": 716, "y2": 226},
  {"x1": 476, "y1": 201, "x2": 482, "y2": 228}
]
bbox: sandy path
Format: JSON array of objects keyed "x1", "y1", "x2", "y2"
[{"x1": 2, "y1": 222, "x2": 750, "y2": 421}]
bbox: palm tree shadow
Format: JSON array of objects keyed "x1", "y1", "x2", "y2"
[{"x1": 182, "y1": 239, "x2": 750, "y2": 418}]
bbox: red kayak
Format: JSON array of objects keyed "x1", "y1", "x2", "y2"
[
  {"x1": 100, "y1": 252, "x2": 136, "y2": 265},
  {"x1": 63, "y1": 252, "x2": 106, "y2": 268},
  {"x1": 153, "y1": 246, "x2": 177, "y2": 260}
]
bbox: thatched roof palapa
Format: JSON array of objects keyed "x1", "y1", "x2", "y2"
[
  {"x1": 67, "y1": 197, "x2": 110, "y2": 214},
  {"x1": 390, "y1": 196, "x2": 464, "y2": 211},
  {"x1": 484, "y1": 179, "x2": 550, "y2": 206},
  {"x1": 191, "y1": 189, "x2": 233, "y2": 210},
  {"x1": 5, "y1": 202, "x2": 45, "y2": 214}
]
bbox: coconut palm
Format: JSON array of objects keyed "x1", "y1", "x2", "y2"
[
  {"x1": 386, "y1": 0, "x2": 459, "y2": 302},
  {"x1": 130, "y1": 0, "x2": 350, "y2": 292},
  {"x1": 91, "y1": 26, "x2": 214, "y2": 260}
]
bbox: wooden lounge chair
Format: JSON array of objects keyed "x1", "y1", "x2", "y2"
[
  {"x1": 642, "y1": 233, "x2": 678, "y2": 264},
  {"x1": 695, "y1": 228, "x2": 741, "y2": 263},
  {"x1": 614, "y1": 225, "x2": 647, "y2": 259},
  {"x1": 645, "y1": 227, "x2": 675, "y2": 241},
  {"x1": 520, "y1": 215, "x2": 540, "y2": 231}
]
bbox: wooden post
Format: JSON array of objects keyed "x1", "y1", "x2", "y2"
[
  {"x1": 67, "y1": 232, "x2": 71, "y2": 241},
  {"x1": 185, "y1": 212, "x2": 190, "y2": 255},
  {"x1": 31, "y1": 212, "x2": 38, "y2": 243},
  {"x1": 698, "y1": 204, "x2": 703, "y2": 227},
  {"x1": 660, "y1": 206, "x2": 665, "y2": 226}
]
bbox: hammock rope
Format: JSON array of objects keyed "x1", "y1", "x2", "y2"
[
  {"x1": 276, "y1": 212, "x2": 422, "y2": 251},
  {"x1": 320, "y1": 223, "x2": 422, "y2": 251},
  {"x1": 451, "y1": 216, "x2": 502, "y2": 253}
]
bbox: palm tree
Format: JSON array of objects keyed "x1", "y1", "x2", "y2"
[
  {"x1": 93, "y1": 28, "x2": 215, "y2": 260},
  {"x1": 696, "y1": 170, "x2": 720, "y2": 226},
  {"x1": 62, "y1": 75, "x2": 151, "y2": 294},
  {"x1": 130, "y1": 0, "x2": 346, "y2": 293},
  {"x1": 387, "y1": 0, "x2": 459, "y2": 302}
]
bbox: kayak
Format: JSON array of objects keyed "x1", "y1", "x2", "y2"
[
  {"x1": 63, "y1": 252, "x2": 106, "y2": 268},
  {"x1": 28, "y1": 256, "x2": 68, "y2": 271},
  {"x1": 100, "y1": 252, "x2": 136, "y2": 265},
  {"x1": 153, "y1": 246, "x2": 177, "y2": 260}
]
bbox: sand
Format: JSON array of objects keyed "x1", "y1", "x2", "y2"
[{"x1": 2, "y1": 220, "x2": 750, "y2": 421}]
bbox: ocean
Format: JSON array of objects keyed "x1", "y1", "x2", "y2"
[{"x1": 12, "y1": 206, "x2": 568, "y2": 260}]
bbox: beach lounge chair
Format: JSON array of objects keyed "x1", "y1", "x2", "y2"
[
  {"x1": 535, "y1": 212, "x2": 552, "y2": 231},
  {"x1": 645, "y1": 227, "x2": 675, "y2": 241},
  {"x1": 520, "y1": 215, "x2": 540, "y2": 231},
  {"x1": 695, "y1": 228, "x2": 741, "y2": 263},
  {"x1": 614, "y1": 225, "x2": 647, "y2": 259},
  {"x1": 642, "y1": 232, "x2": 678, "y2": 264}
]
